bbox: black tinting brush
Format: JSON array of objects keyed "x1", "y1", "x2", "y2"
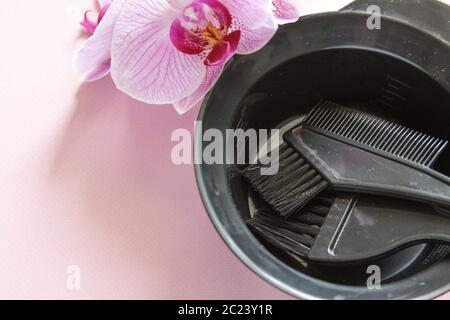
[
  {"x1": 243, "y1": 143, "x2": 328, "y2": 217},
  {"x1": 247, "y1": 194, "x2": 450, "y2": 263},
  {"x1": 243, "y1": 100, "x2": 449, "y2": 217}
]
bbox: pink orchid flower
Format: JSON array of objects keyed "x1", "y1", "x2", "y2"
[
  {"x1": 74, "y1": 0, "x2": 350, "y2": 114},
  {"x1": 273, "y1": 0, "x2": 301, "y2": 24}
]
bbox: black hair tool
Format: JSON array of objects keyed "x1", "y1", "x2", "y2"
[
  {"x1": 247, "y1": 193, "x2": 450, "y2": 263},
  {"x1": 243, "y1": 99, "x2": 449, "y2": 217}
]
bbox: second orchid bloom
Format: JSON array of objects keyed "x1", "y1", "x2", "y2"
[{"x1": 74, "y1": 0, "x2": 302, "y2": 113}]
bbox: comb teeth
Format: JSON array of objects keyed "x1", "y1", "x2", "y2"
[
  {"x1": 304, "y1": 99, "x2": 448, "y2": 167},
  {"x1": 246, "y1": 195, "x2": 335, "y2": 258},
  {"x1": 243, "y1": 143, "x2": 328, "y2": 217}
]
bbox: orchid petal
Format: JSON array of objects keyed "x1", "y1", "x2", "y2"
[
  {"x1": 237, "y1": 14, "x2": 277, "y2": 54},
  {"x1": 98, "y1": 2, "x2": 111, "y2": 22},
  {"x1": 111, "y1": 0, "x2": 206, "y2": 104},
  {"x1": 82, "y1": 59, "x2": 112, "y2": 82},
  {"x1": 272, "y1": 0, "x2": 301, "y2": 25},
  {"x1": 73, "y1": 0, "x2": 126, "y2": 82},
  {"x1": 168, "y1": 0, "x2": 192, "y2": 9},
  {"x1": 81, "y1": 1, "x2": 112, "y2": 35},
  {"x1": 205, "y1": 43, "x2": 231, "y2": 67},
  {"x1": 205, "y1": 30, "x2": 240, "y2": 66},
  {"x1": 98, "y1": 0, "x2": 112, "y2": 7},
  {"x1": 199, "y1": 0, "x2": 233, "y2": 29},
  {"x1": 170, "y1": 19, "x2": 206, "y2": 55},
  {"x1": 222, "y1": 0, "x2": 273, "y2": 29},
  {"x1": 80, "y1": 11, "x2": 98, "y2": 35},
  {"x1": 173, "y1": 65, "x2": 223, "y2": 114}
]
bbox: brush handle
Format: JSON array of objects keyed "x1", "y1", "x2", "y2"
[
  {"x1": 308, "y1": 195, "x2": 450, "y2": 263},
  {"x1": 286, "y1": 128, "x2": 450, "y2": 209}
]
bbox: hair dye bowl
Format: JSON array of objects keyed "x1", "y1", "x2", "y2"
[{"x1": 195, "y1": 0, "x2": 450, "y2": 299}]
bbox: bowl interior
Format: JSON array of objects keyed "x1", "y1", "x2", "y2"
[
  {"x1": 228, "y1": 48, "x2": 450, "y2": 285},
  {"x1": 196, "y1": 13, "x2": 450, "y2": 299}
]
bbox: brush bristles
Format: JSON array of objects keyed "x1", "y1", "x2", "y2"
[
  {"x1": 248, "y1": 222, "x2": 312, "y2": 257},
  {"x1": 247, "y1": 194, "x2": 335, "y2": 258},
  {"x1": 304, "y1": 99, "x2": 448, "y2": 167},
  {"x1": 242, "y1": 143, "x2": 328, "y2": 217},
  {"x1": 292, "y1": 194, "x2": 334, "y2": 226},
  {"x1": 255, "y1": 209, "x2": 320, "y2": 237}
]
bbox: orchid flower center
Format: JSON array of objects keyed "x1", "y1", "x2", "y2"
[
  {"x1": 170, "y1": 0, "x2": 241, "y2": 66},
  {"x1": 202, "y1": 22, "x2": 225, "y2": 47}
]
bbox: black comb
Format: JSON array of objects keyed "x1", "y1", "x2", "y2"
[
  {"x1": 243, "y1": 100, "x2": 449, "y2": 217},
  {"x1": 304, "y1": 99, "x2": 447, "y2": 167},
  {"x1": 247, "y1": 194, "x2": 450, "y2": 264}
]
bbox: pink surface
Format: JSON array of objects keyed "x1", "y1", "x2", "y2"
[
  {"x1": 0, "y1": 0, "x2": 290, "y2": 299},
  {"x1": 0, "y1": 0, "x2": 448, "y2": 300}
]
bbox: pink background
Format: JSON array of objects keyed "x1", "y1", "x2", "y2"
[{"x1": 0, "y1": 0, "x2": 448, "y2": 300}]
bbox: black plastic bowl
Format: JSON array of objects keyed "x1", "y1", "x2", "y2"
[{"x1": 195, "y1": 2, "x2": 450, "y2": 299}]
